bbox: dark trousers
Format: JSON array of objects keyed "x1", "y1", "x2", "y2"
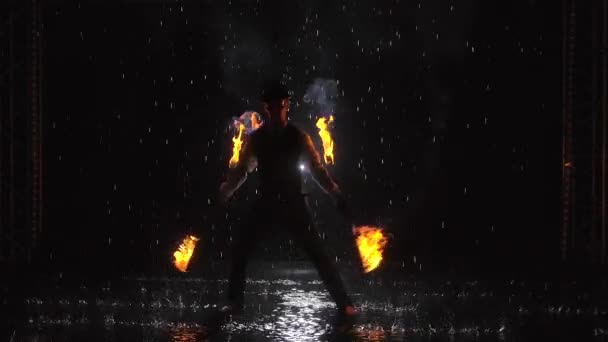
[{"x1": 227, "y1": 195, "x2": 353, "y2": 309}]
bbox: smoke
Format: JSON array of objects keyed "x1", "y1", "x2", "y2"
[{"x1": 303, "y1": 78, "x2": 339, "y2": 115}]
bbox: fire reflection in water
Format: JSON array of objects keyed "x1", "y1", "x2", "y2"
[
  {"x1": 169, "y1": 325, "x2": 204, "y2": 342},
  {"x1": 354, "y1": 325, "x2": 388, "y2": 341}
]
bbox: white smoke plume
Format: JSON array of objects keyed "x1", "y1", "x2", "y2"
[{"x1": 303, "y1": 78, "x2": 339, "y2": 115}]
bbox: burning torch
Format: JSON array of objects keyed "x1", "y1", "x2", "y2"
[
  {"x1": 171, "y1": 111, "x2": 264, "y2": 272},
  {"x1": 333, "y1": 193, "x2": 389, "y2": 273},
  {"x1": 315, "y1": 114, "x2": 389, "y2": 273}
]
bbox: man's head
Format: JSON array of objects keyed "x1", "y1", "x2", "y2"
[{"x1": 261, "y1": 80, "x2": 291, "y2": 128}]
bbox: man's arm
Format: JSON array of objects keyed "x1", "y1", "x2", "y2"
[
  {"x1": 219, "y1": 136, "x2": 258, "y2": 204},
  {"x1": 301, "y1": 132, "x2": 340, "y2": 194},
  {"x1": 301, "y1": 132, "x2": 353, "y2": 221}
]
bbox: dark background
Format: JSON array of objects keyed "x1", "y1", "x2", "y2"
[{"x1": 39, "y1": 0, "x2": 562, "y2": 279}]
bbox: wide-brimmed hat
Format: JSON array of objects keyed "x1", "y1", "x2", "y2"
[{"x1": 261, "y1": 79, "x2": 291, "y2": 102}]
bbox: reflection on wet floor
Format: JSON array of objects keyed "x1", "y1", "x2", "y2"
[{"x1": 5, "y1": 270, "x2": 608, "y2": 342}]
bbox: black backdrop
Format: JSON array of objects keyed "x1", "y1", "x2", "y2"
[{"x1": 40, "y1": 0, "x2": 562, "y2": 278}]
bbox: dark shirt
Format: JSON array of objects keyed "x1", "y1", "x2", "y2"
[{"x1": 224, "y1": 122, "x2": 339, "y2": 200}]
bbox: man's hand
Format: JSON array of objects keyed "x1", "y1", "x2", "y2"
[
  {"x1": 331, "y1": 190, "x2": 354, "y2": 223},
  {"x1": 218, "y1": 182, "x2": 232, "y2": 206}
]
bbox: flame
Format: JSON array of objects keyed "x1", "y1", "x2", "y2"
[
  {"x1": 353, "y1": 226, "x2": 388, "y2": 273},
  {"x1": 229, "y1": 123, "x2": 246, "y2": 168},
  {"x1": 228, "y1": 111, "x2": 262, "y2": 168},
  {"x1": 173, "y1": 235, "x2": 200, "y2": 272},
  {"x1": 316, "y1": 115, "x2": 335, "y2": 164}
]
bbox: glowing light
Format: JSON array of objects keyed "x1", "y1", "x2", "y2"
[
  {"x1": 353, "y1": 226, "x2": 389, "y2": 273},
  {"x1": 316, "y1": 115, "x2": 335, "y2": 165},
  {"x1": 173, "y1": 235, "x2": 200, "y2": 272}
]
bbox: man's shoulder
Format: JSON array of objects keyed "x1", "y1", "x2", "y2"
[{"x1": 286, "y1": 123, "x2": 310, "y2": 139}]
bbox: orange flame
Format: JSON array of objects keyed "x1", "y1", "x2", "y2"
[
  {"x1": 229, "y1": 123, "x2": 245, "y2": 168},
  {"x1": 173, "y1": 235, "x2": 200, "y2": 272},
  {"x1": 353, "y1": 226, "x2": 388, "y2": 273},
  {"x1": 316, "y1": 115, "x2": 335, "y2": 164}
]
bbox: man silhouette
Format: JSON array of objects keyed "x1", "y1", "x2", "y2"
[{"x1": 218, "y1": 80, "x2": 358, "y2": 317}]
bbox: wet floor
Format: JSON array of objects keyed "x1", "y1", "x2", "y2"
[{"x1": 3, "y1": 263, "x2": 608, "y2": 342}]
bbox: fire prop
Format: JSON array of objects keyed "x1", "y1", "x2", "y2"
[
  {"x1": 173, "y1": 235, "x2": 200, "y2": 272},
  {"x1": 316, "y1": 115, "x2": 335, "y2": 165},
  {"x1": 353, "y1": 226, "x2": 389, "y2": 273},
  {"x1": 229, "y1": 111, "x2": 263, "y2": 168}
]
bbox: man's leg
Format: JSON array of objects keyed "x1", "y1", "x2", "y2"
[
  {"x1": 288, "y1": 197, "x2": 354, "y2": 311},
  {"x1": 226, "y1": 206, "x2": 270, "y2": 311},
  {"x1": 226, "y1": 233, "x2": 253, "y2": 311}
]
